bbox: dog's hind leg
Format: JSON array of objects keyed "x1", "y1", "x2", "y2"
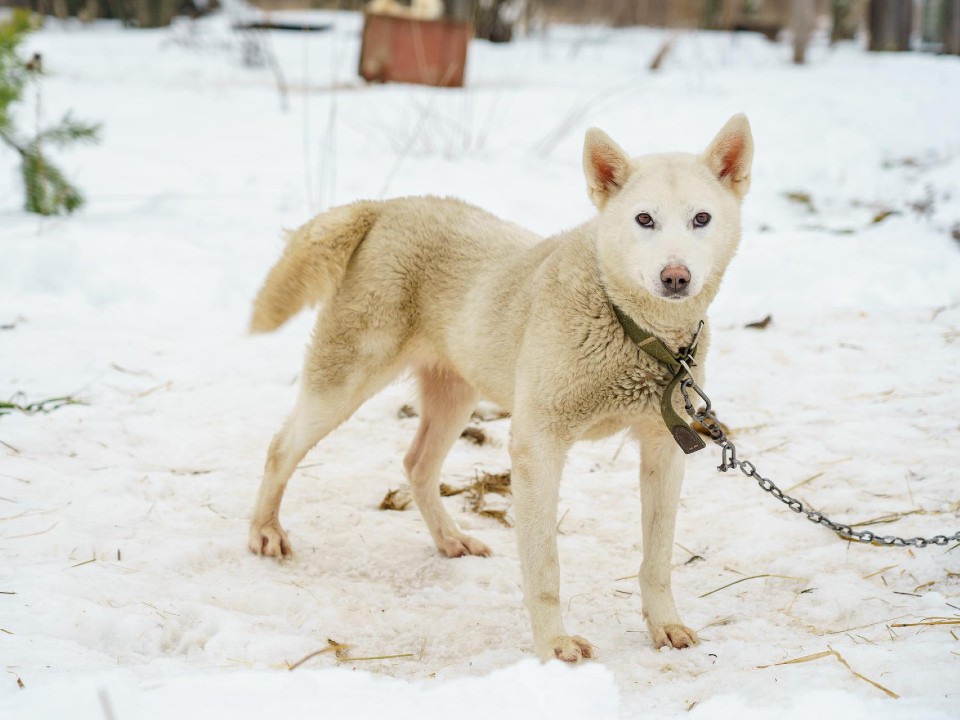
[
  {"x1": 248, "y1": 391, "x2": 340, "y2": 558},
  {"x1": 404, "y1": 366, "x2": 491, "y2": 558},
  {"x1": 248, "y1": 332, "x2": 403, "y2": 558}
]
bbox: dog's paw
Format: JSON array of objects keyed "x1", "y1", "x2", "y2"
[
  {"x1": 649, "y1": 623, "x2": 698, "y2": 650},
  {"x1": 437, "y1": 533, "x2": 491, "y2": 558},
  {"x1": 248, "y1": 520, "x2": 292, "y2": 558},
  {"x1": 548, "y1": 635, "x2": 595, "y2": 663}
]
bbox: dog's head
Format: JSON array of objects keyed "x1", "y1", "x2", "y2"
[{"x1": 586, "y1": 115, "x2": 753, "y2": 304}]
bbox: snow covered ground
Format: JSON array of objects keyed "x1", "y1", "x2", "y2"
[{"x1": 2, "y1": 10, "x2": 960, "y2": 718}]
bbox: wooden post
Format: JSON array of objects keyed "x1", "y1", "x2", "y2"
[{"x1": 868, "y1": 0, "x2": 913, "y2": 51}]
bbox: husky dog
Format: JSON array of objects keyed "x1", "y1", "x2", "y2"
[{"x1": 247, "y1": 115, "x2": 753, "y2": 662}]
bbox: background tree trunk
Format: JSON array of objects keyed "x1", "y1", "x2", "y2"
[
  {"x1": 792, "y1": 0, "x2": 816, "y2": 63},
  {"x1": 946, "y1": 0, "x2": 960, "y2": 54},
  {"x1": 868, "y1": 0, "x2": 913, "y2": 51},
  {"x1": 831, "y1": 0, "x2": 861, "y2": 42}
]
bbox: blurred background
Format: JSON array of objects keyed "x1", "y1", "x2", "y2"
[{"x1": 3, "y1": 0, "x2": 959, "y2": 52}]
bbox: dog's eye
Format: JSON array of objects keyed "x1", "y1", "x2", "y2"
[
  {"x1": 635, "y1": 212, "x2": 655, "y2": 228},
  {"x1": 693, "y1": 212, "x2": 711, "y2": 227}
]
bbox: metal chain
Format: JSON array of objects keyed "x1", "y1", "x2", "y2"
[{"x1": 676, "y1": 358, "x2": 960, "y2": 549}]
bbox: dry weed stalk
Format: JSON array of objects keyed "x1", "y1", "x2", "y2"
[
  {"x1": 379, "y1": 486, "x2": 413, "y2": 511},
  {"x1": 890, "y1": 617, "x2": 960, "y2": 628},
  {"x1": 699, "y1": 573, "x2": 804, "y2": 599},
  {"x1": 459, "y1": 426, "x2": 488, "y2": 445},
  {"x1": 287, "y1": 638, "x2": 414, "y2": 670},
  {"x1": 286, "y1": 638, "x2": 350, "y2": 670},
  {"x1": 758, "y1": 647, "x2": 899, "y2": 699},
  {"x1": 380, "y1": 470, "x2": 512, "y2": 525},
  {"x1": 441, "y1": 470, "x2": 512, "y2": 527}
]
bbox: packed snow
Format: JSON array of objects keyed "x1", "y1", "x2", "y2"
[{"x1": 1, "y1": 9, "x2": 959, "y2": 719}]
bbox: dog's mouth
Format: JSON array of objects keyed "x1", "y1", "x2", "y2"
[{"x1": 653, "y1": 287, "x2": 693, "y2": 301}]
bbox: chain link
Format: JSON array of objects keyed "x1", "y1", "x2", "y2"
[{"x1": 678, "y1": 372, "x2": 960, "y2": 549}]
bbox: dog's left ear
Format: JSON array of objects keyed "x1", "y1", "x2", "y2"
[
  {"x1": 702, "y1": 114, "x2": 753, "y2": 199},
  {"x1": 583, "y1": 128, "x2": 631, "y2": 209}
]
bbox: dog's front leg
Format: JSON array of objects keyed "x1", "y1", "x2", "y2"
[
  {"x1": 638, "y1": 429, "x2": 699, "y2": 649},
  {"x1": 510, "y1": 429, "x2": 594, "y2": 662}
]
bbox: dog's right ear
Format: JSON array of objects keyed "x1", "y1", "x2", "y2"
[
  {"x1": 583, "y1": 128, "x2": 631, "y2": 209},
  {"x1": 702, "y1": 114, "x2": 753, "y2": 200}
]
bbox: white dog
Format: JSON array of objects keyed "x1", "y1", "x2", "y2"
[{"x1": 247, "y1": 115, "x2": 753, "y2": 662}]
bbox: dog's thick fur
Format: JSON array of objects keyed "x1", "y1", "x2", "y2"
[{"x1": 248, "y1": 115, "x2": 754, "y2": 662}]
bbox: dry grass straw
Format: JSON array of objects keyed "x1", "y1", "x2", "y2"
[
  {"x1": 7, "y1": 521, "x2": 58, "y2": 539},
  {"x1": 890, "y1": 617, "x2": 960, "y2": 628},
  {"x1": 863, "y1": 564, "x2": 898, "y2": 579},
  {"x1": 379, "y1": 470, "x2": 512, "y2": 525},
  {"x1": 442, "y1": 470, "x2": 512, "y2": 527},
  {"x1": 0, "y1": 508, "x2": 55, "y2": 523},
  {"x1": 397, "y1": 404, "x2": 418, "y2": 419},
  {"x1": 849, "y1": 509, "x2": 926, "y2": 528},
  {"x1": 823, "y1": 616, "x2": 909, "y2": 635},
  {"x1": 8, "y1": 669, "x2": 25, "y2": 689},
  {"x1": 287, "y1": 638, "x2": 414, "y2": 670},
  {"x1": 287, "y1": 638, "x2": 349, "y2": 670},
  {"x1": 784, "y1": 190, "x2": 815, "y2": 213},
  {"x1": 871, "y1": 209, "x2": 899, "y2": 225},
  {"x1": 459, "y1": 426, "x2": 488, "y2": 446},
  {"x1": 699, "y1": 573, "x2": 804, "y2": 599},
  {"x1": 758, "y1": 647, "x2": 899, "y2": 699},
  {"x1": 67, "y1": 556, "x2": 96, "y2": 569},
  {"x1": 786, "y1": 471, "x2": 824, "y2": 493},
  {"x1": 379, "y1": 485, "x2": 413, "y2": 511},
  {"x1": 745, "y1": 314, "x2": 773, "y2": 330}
]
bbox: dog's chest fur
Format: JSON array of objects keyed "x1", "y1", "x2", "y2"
[{"x1": 532, "y1": 266, "x2": 694, "y2": 441}]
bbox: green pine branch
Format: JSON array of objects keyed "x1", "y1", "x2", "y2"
[
  {"x1": 21, "y1": 145, "x2": 86, "y2": 215},
  {"x1": 0, "y1": 10, "x2": 101, "y2": 216},
  {"x1": 35, "y1": 112, "x2": 101, "y2": 148}
]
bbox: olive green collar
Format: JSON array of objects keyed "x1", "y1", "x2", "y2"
[{"x1": 610, "y1": 303, "x2": 706, "y2": 454}]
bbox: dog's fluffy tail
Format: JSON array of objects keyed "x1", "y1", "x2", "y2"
[{"x1": 250, "y1": 201, "x2": 380, "y2": 333}]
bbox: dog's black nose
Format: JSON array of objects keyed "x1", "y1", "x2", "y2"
[{"x1": 660, "y1": 265, "x2": 691, "y2": 293}]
